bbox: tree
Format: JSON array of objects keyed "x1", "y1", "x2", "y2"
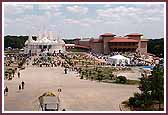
[
  {"x1": 4, "y1": 35, "x2": 29, "y2": 49},
  {"x1": 97, "y1": 69, "x2": 104, "y2": 82},
  {"x1": 128, "y1": 65, "x2": 164, "y2": 110},
  {"x1": 109, "y1": 73, "x2": 114, "y2": 80},
  {"x1": 147, "y1": 38, "x2": 164, "y2": 58},
  {"x1": 151, "y1": 65, "x2": 164, "y2": 110}
]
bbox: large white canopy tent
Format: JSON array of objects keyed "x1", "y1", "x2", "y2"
[{"x1": 107, "y1": 55, "x2": 130, "y2": 66}]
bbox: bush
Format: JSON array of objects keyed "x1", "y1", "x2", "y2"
[
  {"x1": 128, "y1": 92, "x2": 151, "y2": 109},
  {"x1": 128, "y1": 96, "x2": 144, "y2": 108},
  {"x1": 127, "y1": 80, "x2": 140, "y2": 85},
  {"x1": 80, "y1": 75, "x2": 84, "y2": 79},
  {"x1": 109, "y1": 73, "x2": 114, "y2": 80},
  {"x1": 115, "y1": 76, "x2": 127, "y2": 84},
  {"x1": 128, "y1": 97, "x2": 136, "y2": 106},
  {"x1": 134, "y1": 99, "x2": 144, "y2": 107}
]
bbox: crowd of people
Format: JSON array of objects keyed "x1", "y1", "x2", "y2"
[
  {"x1": 90, "y1": 51, "x2": 161, "y2": 67},
  {"x1": 4, "y1": 50, "x2": 162, "y2": 98},
  {"x1": 32, "y1": 57, "x2": 63, "y2": 67}
]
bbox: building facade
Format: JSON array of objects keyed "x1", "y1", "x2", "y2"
[
  {"x1": 24, "y1": 32, "x2": 65, "y2": 55},
  {"x1": 68, "y1": 33, "x2": 148, "y2": 55}
]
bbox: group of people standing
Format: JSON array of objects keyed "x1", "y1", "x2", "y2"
[
  {"x1": 19, "y1": 81, "x2": 25, "y2": 91},
  {"x1": 4, "y1": 55, "x2": 30, "y2": 96},
  {"x1": 17, "y1": 71, "x2": 25, "y2": 90},
  {"x1": 4, "y1": 81, "x2": 25, "y2": 96},
  {"x1": 4, "y1": 69, "x2": 25, "y2": 96}
]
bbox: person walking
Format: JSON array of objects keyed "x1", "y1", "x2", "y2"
[
  {"x1": 64, "y1": 68, "x2": 67, "y2": 74},
  {"x1": 5, "y1": 86, "x2": 8, "y2": 96},
  {"x1": 21, "y1": 81, "x2": 25, "y2": 89},
  {"x1": 18, "y1": 71, "x2": 20, "y2": 78},
  {"x1": 19, "y1": 85, "x2": 21, "y2": 91}
]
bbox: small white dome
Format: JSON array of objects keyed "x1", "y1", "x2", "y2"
[
  {"x1": 59, "y1": 40, "x2": 65, "y2": 44},
  {"x1": 25, "y1": 40, "x2": 28, "y2": 45}
]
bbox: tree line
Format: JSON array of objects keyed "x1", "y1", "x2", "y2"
[
  {"x1": 4, "y1": 35, "x2": 28, "y2": 49},
  {"x1": 147, "y1": 38, "x2": 164, "y2": 58},
  {"x1": 4, "y1": 36, "x2": 37, "y2": 49}
]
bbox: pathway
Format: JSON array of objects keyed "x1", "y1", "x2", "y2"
[{"x1": 4, "y1": 64, "x2": 139, "y2": 111}]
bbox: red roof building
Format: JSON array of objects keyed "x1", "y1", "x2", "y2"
[{"x1": 67, "y1": 33, "x2": 148, "y2": 55}]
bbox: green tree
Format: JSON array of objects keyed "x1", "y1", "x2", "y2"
[
  {"x1": 4, "y1": 35, "x2": 29, "y2": 49},
  {"x1": 147, "y1": 38, "x2": 164, "y2": 58},
  {"x1": 97, "y1": 69, "x2": 104, "y2": 82},
  {"x1": 151, "y1": 65, "x2": 164, "y2": 110},
  {"x1": 128, "y1": 65, "x2": 164, "y2": 110},
  {"x1": 109, "y1": 73, "x2": 114, "y2": 80}
]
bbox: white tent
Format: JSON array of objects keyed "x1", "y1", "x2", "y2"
[{"x1": 107, "y1": 55, "x2": 130, "y2": 66}]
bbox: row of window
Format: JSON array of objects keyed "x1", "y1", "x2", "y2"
[
  {"x1": 111, "y1": 48, "x2": 136, "y2": 51},
  {"x1": 110, "y1": 42, "x2": 138, "y2": 46}
]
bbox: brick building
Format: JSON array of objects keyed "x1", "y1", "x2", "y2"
[{"x1": 65, "y1": 33, "x2": 148, "y2": 55}]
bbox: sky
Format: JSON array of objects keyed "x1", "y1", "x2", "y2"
[{"x1": 4, "y1": 3, "x2": 165, "y2": 39}]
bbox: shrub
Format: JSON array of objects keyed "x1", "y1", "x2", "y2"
[
  {"x1": 109, "y1": 73, "x2": 114, "y2": 80},
  {"x1": 128, "y1": 97, "x2": 136, "y2": 106},
  {"x1": 134, "y1": 99, "x2": 144, "y2": 107},
  {"x1": 80, "y1": 71, "x2": 85, "y2": 79},
  {"x1": 116, "y1": 76, "x2": 127, "y2": 84},
  {"x1": 128, "y1": 96, "x2": 144, "y2": 108}
]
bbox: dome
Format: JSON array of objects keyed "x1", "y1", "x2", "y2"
[
  {"x1": 41, "y1": 37, "x2": 51, "y2": 43},
  {"x1": 25, "y1": 40, "x2": 28, "y2": 45},
  {"x1": 57, "y1": 38, "x2": 65, "y2": 44},
  {"x1": 59, "y1": 39, "x2": 65, "y2": 44},
  {"x1": 25, "y1": 32, "x2": 65, "y2": 46},
  {"x1": 36, "y1": 37, "x2": 50, "y2": 45},
  {"x1": 25, "y1": 36, "x2": 37, "y2": 45}
]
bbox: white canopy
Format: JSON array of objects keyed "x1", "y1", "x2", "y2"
[{"x1": 107, "y1": 55, "x2": 130, "y2": 66}]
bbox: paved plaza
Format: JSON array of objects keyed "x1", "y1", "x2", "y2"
[{"x1": 4, "y1": 63, "x2": 139, "y2": 111}]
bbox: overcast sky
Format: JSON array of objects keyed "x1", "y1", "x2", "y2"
[{"x1": 4, "y1": 3, "x2": 165, "y2": 39}]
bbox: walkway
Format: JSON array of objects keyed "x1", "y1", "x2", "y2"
[{"x1": 4, "y1": 65, "x2": 139, "y2": 111}]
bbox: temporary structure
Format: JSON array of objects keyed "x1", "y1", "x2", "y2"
[
  {"x1": 107, "y1": 55, "x2": 130, "y2": 66},
  {"x1": 38, "y1": 92, "x2": 60, "y2": 111}
]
